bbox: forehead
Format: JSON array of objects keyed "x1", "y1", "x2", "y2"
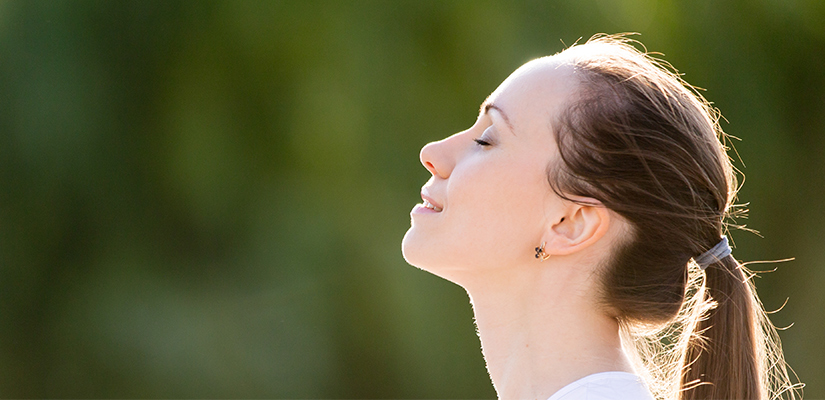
[{"x1": 487, "y1": 56, "x2": 578, "y2": 134}]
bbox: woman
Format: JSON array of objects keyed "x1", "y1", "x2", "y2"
[{"x1": 401, "y1": 35, "x2": 800, "y2": 400}]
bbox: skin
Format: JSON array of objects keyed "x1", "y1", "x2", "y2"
[{"x1": 401, "y1": 53, "x2": 635, "y2": 399}]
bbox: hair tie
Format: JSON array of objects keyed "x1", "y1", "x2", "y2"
[{"x1": 693, "y1": 236, "x2": 732, "y2": 270}]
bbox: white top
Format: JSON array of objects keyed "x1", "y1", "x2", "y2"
[{"x1": 547, "y1": 371, "x2": 655, "y2": 400}]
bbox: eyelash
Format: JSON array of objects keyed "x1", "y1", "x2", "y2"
[{"x1": 474, "y1": 138, "x2": 491, "y2": 146}]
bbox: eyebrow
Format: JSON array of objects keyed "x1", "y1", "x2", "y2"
[{"x1": 480, "y1": 100, "x2": 515, "y2": 134}]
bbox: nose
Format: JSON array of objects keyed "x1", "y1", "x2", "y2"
[{"x1": 419, "y1": 136, "x2": 456, "y2": 179}]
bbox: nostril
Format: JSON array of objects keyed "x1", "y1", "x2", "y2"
[{"x1": 423, "y1": 161, "x2": 440, "y2": 177}]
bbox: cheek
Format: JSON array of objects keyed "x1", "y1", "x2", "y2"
[
  {"x1": 402, "y1": 152, "x2": 552, "y2": 272},
  {"x1": 448, "y1": 158, "x2": 547, "y2": 254}
]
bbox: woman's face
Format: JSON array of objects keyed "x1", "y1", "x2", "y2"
[{"x1": 401, "y1": 57, "x2": 578, "y2": 281}]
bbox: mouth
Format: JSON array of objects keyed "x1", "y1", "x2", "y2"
[
  {"x1": 422, "y1": 199, "x2": 443, "y2": 212},
  {"x1": 420, "y1": 193, "x2": 443, "y2": 212}
]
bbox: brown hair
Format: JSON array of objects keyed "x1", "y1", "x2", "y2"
[{"x1": 548, "y1": 35, "x2": 801, "y2": 400}]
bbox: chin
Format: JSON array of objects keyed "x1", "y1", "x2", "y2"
[
  {"x1": 401, "y1": 227, "x2": 425, "y2": 267},
  {"x1": 401, "y1": 228, "x2": 470, "y2": 284},
  {"x1": 401, "y1": 226, "x2": 447, "y2": 269}
]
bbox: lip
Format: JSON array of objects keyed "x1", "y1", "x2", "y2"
[
  {"x1": 411, "y1": 203, "x2": 439, "y2": 215},
  {"x1": 421, "y1": 192, "x2": 443, "y2": 211},
  {"x1": 411, "y1": 191, "x2": 443, "y2": 215}
]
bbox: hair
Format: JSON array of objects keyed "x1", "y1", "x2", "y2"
[{"x1": 547, "y1": 34, "x2": 802, "y2": 400}]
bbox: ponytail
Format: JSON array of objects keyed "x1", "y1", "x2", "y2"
[
  {"x1": 680, "y1": 256, "x2": 800, "y2": 400},
  {"x1": 681, "y1": 255, "x2": 761, "y2": 399}
]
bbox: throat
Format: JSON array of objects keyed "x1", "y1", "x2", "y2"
[{"x1": 467, "y1": 273, "x2": 634, "y2": 400}]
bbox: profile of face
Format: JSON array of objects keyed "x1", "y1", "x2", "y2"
[{"x1": 401, "y1": 56, "x2": 585, "y2": 283}]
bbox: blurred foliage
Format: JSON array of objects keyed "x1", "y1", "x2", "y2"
[{"x1": 0, "y1": 0, "x2": 822, "y2": 397}]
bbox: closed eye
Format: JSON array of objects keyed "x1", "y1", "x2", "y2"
[{"x1": 474, "y1": 138, "x2": 491, "y2": 146}]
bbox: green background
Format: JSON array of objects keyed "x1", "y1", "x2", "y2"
[{"x1": 1, "y1": 0, "x2": 822, "y2": 397}]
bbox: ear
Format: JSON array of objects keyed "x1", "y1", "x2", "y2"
[{"x1": 542, "y1": 198, "x2": 611, "y2": 256}]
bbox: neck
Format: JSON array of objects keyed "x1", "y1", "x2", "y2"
[{"x1": 462, "y1": 261, "x2": 634, "y2": 400}]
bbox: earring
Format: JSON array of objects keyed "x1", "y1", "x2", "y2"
[{"x1": 534, "y1": 243, "x2": 551, "y2": 261}]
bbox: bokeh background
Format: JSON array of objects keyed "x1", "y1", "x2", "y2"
[{"x1": 1, "y1": 0, "x2": 823, "y2": 397}]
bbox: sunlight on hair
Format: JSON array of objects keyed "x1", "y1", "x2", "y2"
[{"x1": 571, "y1": 33, "x2": 805, "y2": 400}]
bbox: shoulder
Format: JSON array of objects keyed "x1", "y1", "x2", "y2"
[{"x1": 547, "y1": 372, "x2": 655, "y2": 400}]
